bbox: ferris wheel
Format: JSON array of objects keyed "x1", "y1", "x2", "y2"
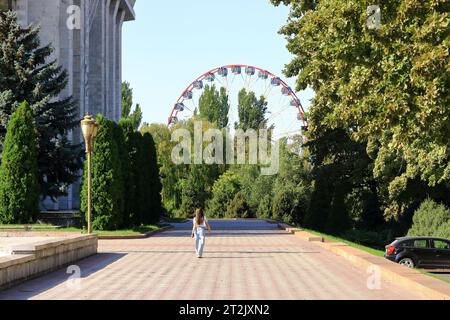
[{"x1": 167, "y1": 64, "x2": 308, "y2": 141}]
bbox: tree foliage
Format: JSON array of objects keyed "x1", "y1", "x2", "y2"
[
  {"x1": 273, "y1": 0, "x2": 450, "y2": 220},
  {"x1": 226, "y1": 191, "x2": 250, "y2": 219},
  {"x1": 139, "y1": 132, "x2": 162, "y2": 224},
  {"x1": 236, "y1": 89, "x2": 268, "y2": 130},
  {"x1": 0, "y1": 102, "x2": 39, "y2": 224},
  {"x1": 207, "y1": 171, "x2": 241, "y2": 218},
  {"x1": 121, "y1": 81, "x2": 143, "y2": 131},
  {"x1": 81, "y1": 115, "x2": 124, "y2": 230},
  {"x1": 408, "y1": 199, "x2": 450, "y2": 239},
  {"x1": 0, "y1": 11, "x2": 82, "y2": 200},
  {"x1": 199, "y1": 85, "x2": 230, "y2": 129}
]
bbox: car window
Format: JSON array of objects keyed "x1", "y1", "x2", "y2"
[
  {"x1": 398, "y1": 240, "x2": 412, "y2": 247},
  {"x1": 412, "y1": 240, "x2": 428, "y2": 248},
  {"x1": 433, "y1": 240, "x2": 450, "y2": 250}
]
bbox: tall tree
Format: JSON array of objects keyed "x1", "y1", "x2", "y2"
[
  {"x1": 119, "y1": 118, "x2": 140, "y2": 225},
  {"x1": 80, "y1": 115, "x2": 124, "y2": 230},
  {"x1": 273, "y1": 0, "x2": 450, "y2": 220},
  {"x1": 121, "y1": 81, "x2": 142, "y2": 130},
  {"x1": 199, "y1": 84, "x2": 230, "y2": 128},
  {"x1": 236, "y1": 89, "x2": 268, "y2": 130},
  {"x1": 141, "y1": 132, "x2": 162, "y2": 224},
  {"x1": 0, "y1": 11, "x2": 82, "y2": 200},
  {"x1": 0, "y1": 102, "x2": 39, "y2": 224}
]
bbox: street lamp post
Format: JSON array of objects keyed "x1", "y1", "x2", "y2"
[{"x1": 81, "y1": 115, "x2": 99, "y2": 234}]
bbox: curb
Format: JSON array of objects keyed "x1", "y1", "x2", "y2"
[
  {"x1": 277, "y1": 223, "x2": 450, "y2": 300},
  {"x1": 98, "y1": 225, "x2": 174, "y2": 240}
]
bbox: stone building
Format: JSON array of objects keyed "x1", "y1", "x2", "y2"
[{"x1": 1, "y1": 0, "x2": 136, "y2": 210}]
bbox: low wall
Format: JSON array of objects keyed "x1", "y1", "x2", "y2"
[{"x1": 0, "y1": 234, "x2": 98, "y2": 291}]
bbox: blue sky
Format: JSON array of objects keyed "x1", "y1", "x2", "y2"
[{"x1": 122, "y1": 0, "x2": 314, "y2": 125}]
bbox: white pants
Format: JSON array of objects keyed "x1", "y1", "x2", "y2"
[{"x1": 195, "y1": 227, "x2": 206, "y2": 257}]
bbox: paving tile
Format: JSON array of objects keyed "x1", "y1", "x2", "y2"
[{"x1": 0, "y1": 220, "x2": 427, "y2": 300}]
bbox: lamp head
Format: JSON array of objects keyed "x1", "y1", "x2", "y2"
[{"x1": 81, "y1": 115, "x2": 95, "y2": 142}]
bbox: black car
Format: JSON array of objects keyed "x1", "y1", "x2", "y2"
[{"x1": 385, "y1": 237, "x2": 450, "y2": 269}]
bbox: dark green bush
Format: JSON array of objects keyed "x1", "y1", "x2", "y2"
[
  {"x1": 80, "y1": 115, "x2": 124, "y2": 230},
  {"x1": 342, "y1": 229, "x2": 392, "y2": 249},
  {"x1": 0, "y1": 102, "x2": 39, "y2": 224},
  {"x1": 408, "y1": 199, "x2": 450, "y2": 239},
  {"x1": 226, "y1": 191, "x2": 250, "y2": 218},
  {"x1": 256, "y1": 195, "x2": 272, "y2": 219}
]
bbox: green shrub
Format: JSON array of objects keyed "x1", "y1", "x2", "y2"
[
  {"x1": 140, "y1": 132, "x2": 162, "y2": 224},
  {"x1": 325, "y1": 184, "x2": 351, "y2": 235},
  {"x1": 0, "y1": 102, "x2": 39, "y2": 224},
  {"x1": 343, "y1": 229, "x2": 392, "y2": 249},
  {"x1": 119, "y1": 118, "x2": 139, "y2": 226},
  {"x1": 226, "y1": 191, "x2": 250, "y2": 218},
  {"x1": 257, "y1": 195, "x2": 272, "y2": 219},
  {"x1": 272, "y1": 189, "x2": 298, "y2": 225},
  {"x1": 80, "y1": 115, "x2": 124, "y2": 230},
  {"x1": 408, "y1": 199, "x2": 450, "y2": 239},
  {"x1": 206, "y1": 171, "x2": 241, "y2": 218}
]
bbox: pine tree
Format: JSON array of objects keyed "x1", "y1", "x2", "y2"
[
  {"x1": 119, "y1": 118, "x2": 139, "y2": 226},
  {"x1": 226, "y1": 191, "x2": 250, "y2": 219},
  {"x1": 80, "y1": 115, "x2": 124, "y2": 230},
  {"x1": 141, "y1": 132, "x2": 162, "y2": 224},
  {"x1": 0, "y1": 11, "x2": 82, "y2": 200},
  {"x1": 0, "y1": 102, "x2": 39, "y2": 224}
]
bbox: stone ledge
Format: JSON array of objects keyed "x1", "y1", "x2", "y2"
[
  {"x1": 0, "y1": 235, "x2": 98, "y2": 291},
  {"x1": 277, "y1": 223, "x2": 450, "y2": 300}
]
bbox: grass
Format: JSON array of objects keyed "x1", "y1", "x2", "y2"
[
  {"x1": 301, "y1": 228, "x2": 385, "y2": 257},
  {"x1": 419, "y1": 269, "x2": 450, "y2": 284},
  {"x1": 296, "y1": 225, "x2": 450, "y2": 285},
  {"x1": 421, "y1": 271, "x2": 450, "y2": 285},
  {"x1": 0, "y1": 224, "x2": 162, "y2": 236},
  {"x1": 0, "y1": 223, "x2": 53, "y2": 228}
]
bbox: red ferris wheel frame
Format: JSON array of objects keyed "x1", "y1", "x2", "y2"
[{"x1": 167, "y1": 64, "x2": 307, "y2": 128}]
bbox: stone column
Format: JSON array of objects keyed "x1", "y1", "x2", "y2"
[
  {"x1": 116, "y1": 10, "x2": 125, "y2": 121},
  {"x1": 104, "y1": 0, "x2": 111, "y2": 118},
  {"x1": 111, "y1": 0, "x2": 120, "y2": 121},
  {"x1": 106, "y1": 0, "x2": 119, "y2": 120},
  {"x1": 61, "y1": 0, "x2": 76, "y2": 210},
  {"x1": 88, "y1": 0, "x2": 104, "y2": 117}
]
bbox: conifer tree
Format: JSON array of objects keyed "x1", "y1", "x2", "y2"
[
  {"x1": 0, "y1": 11, "x2": 82, "y2": 200},
  {"x1": 141, "y1": 132, "x2": 162, "y2": 224},
  {"x1": 119, "y1": 118, "x2": 139, "y2": 225},
  {"x1": 80, "y1": 115, "x2": 124, "y2": 230},
  {"x1": 0, "y1": 102, "x2": 39, "y2": 224}
]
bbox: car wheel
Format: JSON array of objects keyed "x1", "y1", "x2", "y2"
[{"x1": 399, "y1": 258, "x2": 415, "y2": 268}]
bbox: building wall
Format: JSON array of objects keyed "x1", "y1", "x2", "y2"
[{"x1": 10, "y1": 0, "x2": 136, "y2": 211}]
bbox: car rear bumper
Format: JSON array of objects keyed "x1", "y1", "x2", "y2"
[{"x1": 384, "y1": 255, "x2": 397, "y2": 262}]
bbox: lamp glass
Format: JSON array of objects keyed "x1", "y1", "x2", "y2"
[
  {"x1": 92, "y1": 123, "x2": 99, "y2": 140},
  {"x1": 81, "y1": 115, "x2": 95, "y2": 141}
]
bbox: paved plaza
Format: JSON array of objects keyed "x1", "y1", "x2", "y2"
[{"x1": 0, "y1": 220, "x2": 427, "y2": 300}]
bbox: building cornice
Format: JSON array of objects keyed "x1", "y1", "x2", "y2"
[{"x1": 119, "y1": 0, "x2": 135, "y2": 21}]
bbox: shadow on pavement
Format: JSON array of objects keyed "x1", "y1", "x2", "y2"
[{"x1": 0, "y1": 252, "x2": 126, "y2": 300}]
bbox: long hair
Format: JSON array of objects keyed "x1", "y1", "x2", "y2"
[{"x1": 195, "y1": 208, "x2": 204, "y2": 226}]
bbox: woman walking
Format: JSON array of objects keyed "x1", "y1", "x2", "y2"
[{"x1": 191, "y1": 208, "x2": 212, "y2": 258}]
